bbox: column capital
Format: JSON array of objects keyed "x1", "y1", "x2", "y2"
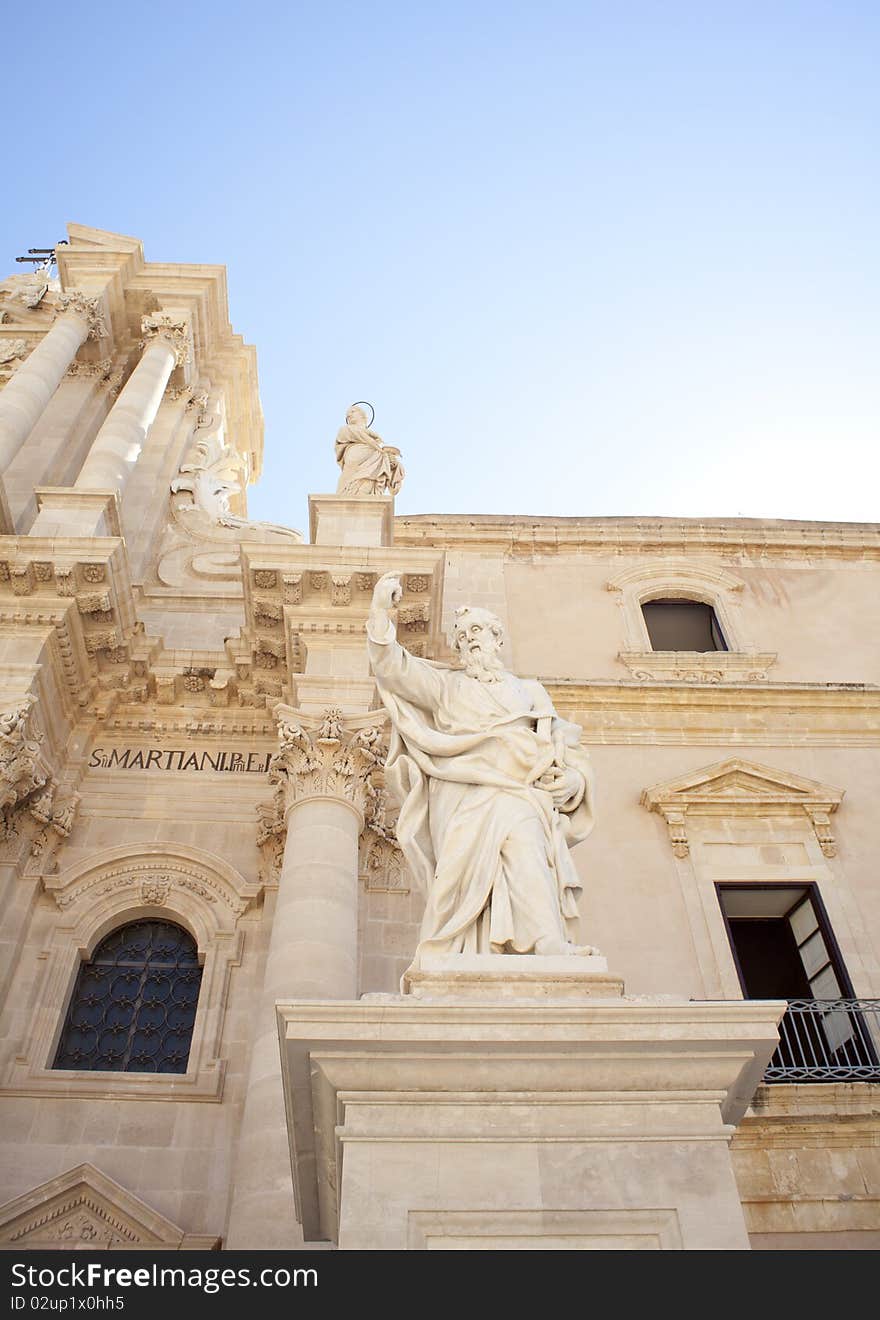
[
  {"x1": 56, "y1": 291, "x2": 108, "y2": 341},
  {"x1": 257, "y1": 706, "x2": 389, "y2": 862},
  {"x1": 139, "y1": 312, "x2": 192, "y2": 367}
]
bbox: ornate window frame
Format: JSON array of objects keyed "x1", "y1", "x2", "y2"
[
  {"x1": 638, "y1": 758, "x2": 870, "y2": 1001},
  {"x1": 2, "y1": 843, "x2": 261, "y2": 1102},
  {"x1": 607, "y1": 560, "x2": 777, "y2": 682}
]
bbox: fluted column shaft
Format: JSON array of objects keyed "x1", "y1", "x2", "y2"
[{"x1": 0, "y1": 297, "x2": 102, "y2": 474}]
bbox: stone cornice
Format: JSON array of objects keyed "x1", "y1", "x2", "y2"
[{"x1": 394, "y1": 515, "x2": 880, "y2": 561}]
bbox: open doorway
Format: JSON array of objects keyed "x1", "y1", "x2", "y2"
[{"x1": 717, "y1": 884, "x2": 879, "y2": 1081}]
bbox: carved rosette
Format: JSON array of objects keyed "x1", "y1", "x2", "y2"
[
  {"x1": 57, "y1": 292, "x2": 108, "y2": 341},
  {"x1": 140, "y1": 313, "x2": 191, "y2": 367}
]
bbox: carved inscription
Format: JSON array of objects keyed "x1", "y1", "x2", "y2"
[{"x1": 89, "y1": 747, "x2": 273, "y2": 773}]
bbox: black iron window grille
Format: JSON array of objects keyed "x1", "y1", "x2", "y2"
[{"x1": 52, "y1": 919, "x2": 203, "y2": 1074}]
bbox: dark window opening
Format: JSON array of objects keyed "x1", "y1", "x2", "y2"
[
  {"x1": 641, "y1": 599, "x2": 727, "y2": 652},
  {"x1": 53, "y1": 919, "x2": 202, "y2": 1074},
  {"x1": 718, "y1": 884, "x2": 879, "y2": 1082}
]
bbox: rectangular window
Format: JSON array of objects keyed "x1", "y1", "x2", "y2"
[{"x1": 641, "y1": 600, "x2": 728, "y2": 652}]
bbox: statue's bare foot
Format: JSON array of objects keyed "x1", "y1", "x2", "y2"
[{"x1": 535, "y1": 936, "x2": 601, "y2": 957}]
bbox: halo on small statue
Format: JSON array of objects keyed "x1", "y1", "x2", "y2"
[{"x1": 350, "y1": 401, "x2": 375, "y2": 428}]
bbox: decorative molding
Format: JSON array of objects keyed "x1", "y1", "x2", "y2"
[
  {"x1": 44, "y1": 848, "x2": 261, "y2": 915},
  {"x1": 641, "y1": 757, "x2": 845, "y2": 858},
  {"x1": 0, "y1": 1165, "x2": 219, "y2": 1250},
  {"x1": 618, "y1": 651, "x2": 778, "y2": 683},
  {"x1": 606, "y1": 559, "x2": 746, "y2": 594}
]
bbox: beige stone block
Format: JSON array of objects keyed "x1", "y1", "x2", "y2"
[{"x1": 117, "y1": 1106, "x2": 176, "y2": 1149}]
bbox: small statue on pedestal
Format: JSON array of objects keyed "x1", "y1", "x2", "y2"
[{"x1": 335, "y1": 404, "x2": 405, "y2": 497}]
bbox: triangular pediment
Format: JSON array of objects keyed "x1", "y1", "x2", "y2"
[
  {"x1": 641, "y1": 757, "x2": 844, "y2": 812},
  {"x1": 0, "y1": 1164, "x2": 217, "y2": 1251}
]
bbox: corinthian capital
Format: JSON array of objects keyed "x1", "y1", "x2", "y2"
[
  {"x1": 57, "y1": 291, "x2": 108, "y2": 341},
  {"x1": 0, "y1": 700, "x2": 51, "y2": 835},
  {"x1": 265, "y1": 705, "x2": 389, "y2": 826},
  {"x1": 140, "y1": 312, "x2": 192, "y2": 367}
]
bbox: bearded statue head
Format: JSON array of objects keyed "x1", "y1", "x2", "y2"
[{"x1": 451, "y1": 606, "x2": 506, "y2": 682}]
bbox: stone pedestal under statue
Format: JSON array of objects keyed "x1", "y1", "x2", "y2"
[{"x1": 277, "y1": 959, "x2": 784, "y2": 1250}]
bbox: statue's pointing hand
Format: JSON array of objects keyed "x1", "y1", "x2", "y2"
[{"x1": 372, "y1": 573, "x2": 403, "y2": 611}]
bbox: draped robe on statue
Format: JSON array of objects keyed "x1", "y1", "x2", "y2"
[
  {"x1": 335, "y1": 421, "x2": 405, "y2": 495},
  {"x1": 368, "y1": 629, "x2": 596, "y2": 966}
]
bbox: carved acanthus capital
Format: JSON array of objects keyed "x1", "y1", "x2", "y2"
[
  {"x1": 57, "y1": 292, "x2": 108, "y2": 341},
  {"x1": 0, "y1": 700, "x2": 52, "y2": 836},
  {"x1": 140, "y1": 313, "x2": 192, "y2": 367},
  {"x1": 258, "y1": 706, "x2": 389, "y2": 844}
]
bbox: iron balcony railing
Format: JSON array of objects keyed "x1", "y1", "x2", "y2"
[{"x1": 765, "y1": 999, "x2": 880, "y2": 1083}]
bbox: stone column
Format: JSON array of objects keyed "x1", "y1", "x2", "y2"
[
  {"x1": 0, "y1": 293, "x2": 106, "y2": 475},
  {"x1": 225, "y1": 708, "x2": 387, "y2": 1249},
  {"x1": 74, "y1": 313, "x2": 190, "y2": 497}
]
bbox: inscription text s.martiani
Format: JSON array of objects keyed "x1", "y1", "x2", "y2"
[{"x1": 89, "y1": 747, "x2": 273, "y2": 773}]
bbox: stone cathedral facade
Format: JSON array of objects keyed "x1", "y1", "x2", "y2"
[{"x1": 0, "y1": 225, "x2": 877, "y2": 1252}]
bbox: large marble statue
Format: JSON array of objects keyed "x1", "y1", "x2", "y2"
[
  {"x1": 335, "y1": 405, "x2": 405, "y2": 496},
  {"x1": 367, "y1": 573, "x2": 598, "y2": 965}
]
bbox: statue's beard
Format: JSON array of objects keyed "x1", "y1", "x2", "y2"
[{"x1": 461, "y1": 646, "x2": 505, "y2": 683}]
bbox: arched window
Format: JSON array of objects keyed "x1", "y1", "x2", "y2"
[{"x1": 52, "y1": 919, "x2": 203, "y2": 1074}]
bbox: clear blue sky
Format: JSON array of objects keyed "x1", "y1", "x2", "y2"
[{"x1": 3, "y1": 2, "x2": 878, "y2": 528}]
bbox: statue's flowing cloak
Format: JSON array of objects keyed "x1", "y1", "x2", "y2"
[{"x1": 369, "y1": 635, "x2": 595, "y2": 962}]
